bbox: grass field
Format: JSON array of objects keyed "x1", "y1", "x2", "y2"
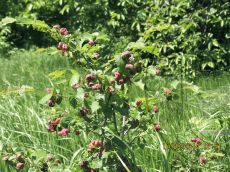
[{"x1": 0, "y1": 51, "x2": 229, "y2": 172}]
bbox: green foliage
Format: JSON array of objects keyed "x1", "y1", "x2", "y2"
[
  {"x1": 141, "y1": 0, "x2": 230, "y2": 77},
  {"x1": 1, "y1": 0, "x2": 230, "y2": 76},
  {"x1": 0, "y1": 19, "x2": 13, "y2": 54}
]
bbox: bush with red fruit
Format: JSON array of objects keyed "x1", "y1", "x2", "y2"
[{"x1": 35, "y1": 25, "x2": 179, "y2": 171}]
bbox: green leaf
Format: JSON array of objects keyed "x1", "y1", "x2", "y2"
[
  {"x1": 134, "y1": 80, "x2": 145, "y2": 90},
  {"x1": 91, "y1": 159, "x2": 103, "y2": 169},
  {"x1": 76, "y1": 88, "x2": 85, "y2": 100},
  {"x1": 127, "y1": 41, "x2": 145, "y2": 50},
  {"x1": 1, "y1": 17, "x2": 16, "y2": 25},
  {"x1": 39, "y1": 94, "x2": 52, "y2": 104},
  {"x1": 91, "y1": 101, "x2": 100, "y2": 113},
  {"x1": 70, "y1": 73, "x2": 80, "y2": 86},
  {"x1": 69, "y1": 97, "x2": 77, "y2": 108},
  {"x1": 49, "y1": 70, "x2": 66, "y2": 80},
  {"x1": 212, "y1": 39, "x2": 219, "y2": 47},
  {"x1": 207, "y1": 62, "x2": 214, "y2": 68}
]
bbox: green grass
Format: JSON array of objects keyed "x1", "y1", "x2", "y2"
[{"x1": 0, "y1": 51, "x2": 229, "y2": 172}]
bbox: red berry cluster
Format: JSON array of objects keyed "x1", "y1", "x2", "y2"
[
  {"x1": 85, "y1": 73, "x2": 102, "y2": 91},
  {"x1": 199, "y1": 155, "x2": 207, "y2": 165},
  {"x1": 114, "y1": 71, "x2": 130, "y2": 85},
  {"x1": 59, "y1": 28, "x2": 68, "y2": 36},
  {"x1": 164, "y1": 88, "x2": 172, "y2": 96},
  {"x1": 153, "y1": 123, "x2": 161, "y2": 132},
  {"x1": 57, "y1": 42, "x2": 68, "y2": 52},
  {"x1": 53, "y1": 25, "x2": 68, "y2": 36},
  {"x1": 48, "y1": 118, "x2": 61, "y2": 132},
  {"x1": 58, "y1": 128, "x2": 69, "y2": 137},
  {"x1": 80, "y1": 107, "x2": 90, "y2": 116},
  {"x1": 191, "y1": 137, "x2": 201, "y2": 144},
  {"x1": 2, "y1": 152, "x2": 25, "y2": 170},
  {"x1": 88, "y1": 140, "x2": 103, "y2": 152},
  {"x1": 88, "y1": 40, "x2": 95, "y2": 46},
  {"x1": 48, "y1": 99, "x2": 55, "y2": 107}
]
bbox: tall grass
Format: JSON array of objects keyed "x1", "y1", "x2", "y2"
[{"x1": 0, "y1": 51, "x2": 229, "y2": 171}]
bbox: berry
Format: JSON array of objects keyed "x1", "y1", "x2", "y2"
[
  {"x1": 93, "y1": 52, "x2": 100, "y2": 59},
  {"x1": 118, "y1": 79, "x2": 124, "y2": 85},
  {"x1": 114, "y1": 72, "x2": 122, "y2": 81},
  {"x1": 57, "y1": 42, "x2": 62, "y2": 50},
  {"x1": 136, "y1": 100, "x2": 142, "y2": 106},
  {"x1": 154, "y1": 123, "x2": 161, "y2": 132},
  {"x1": 199, "y1": 156, "x2": 207, "y2": 165},
  {"x1": 75, "y1": 130, "x2": 81, "y2": 135},
  {"x1": 61, "y1": 43, "x2": 68, "y2": 52},
  {"x1": 16, "y1": 162, "x2": 24, "y2": 170},
  {"x1": 84, "y1": 92, "x2": 89, "y2": 98},
  {"x1": 80, "y1": 108, "x2": 89, "y2": 116},
  {"x1": 72, "y1": 83, "x2": 80, "y2": 89},
  {"x1": 122, "y1": 51, "x2": 131, "y2": 59},
  {"x1": 88, "y1": 140, "x2": 103, "y2": 151},
  {"x1": 107, "y1": 86, "x2": 114, "y2": 93},
  {"x1": 59, "y1": 28, "x2": 68, "y2": 35},
  {"x1": 58, "y1": 128, "x2": 69, "y2": 137},
  {"x1": 153, "y1": 105, "x2": 159, "y2": 113},
  {"x1": 155, "y1": 69, "x2": 161, "y2": 75},
  {"x1": 191, "y1": 138, "x2": 201, "y2": 144},
  {"x1": 125, "y1": 64, "x2": 134, "y2": 70},
  {"x1": 47, "y1": 125, "x2": 56, "y2": 132},
  {"x1": 48, "y1": 99, "x2": 55, "y2": 107},
  {"x1": 87, "y1": 82, "x2": 94, "y2": 87},
  {"x1": 92, "y1": 83, "x2": 102, "y2": 90},
  {"x1": 164, "y1": 89, "x2": 172, "y2": 96},
  {"x1": 80, "y1": 160, "x2": 89, "y2": 169},
  {"x1": 49, "y1": 118, "x2": 61, "y2": 125},
  {"x1": 86, "y1": 73, "x2": 96, "y2": 81},
  {"x1": 88, "y1": 40, "x2": 95, "y2": 46},
  {"x1": 124, "y1": 76, "x2": 130, "y2": 82}
]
